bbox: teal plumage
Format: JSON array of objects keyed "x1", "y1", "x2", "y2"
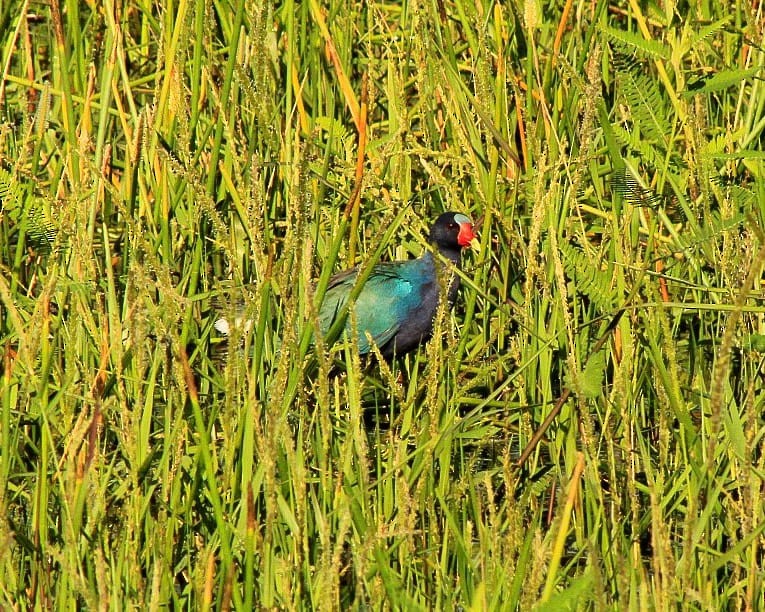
[
  {"x1": 317, "y1": 255, "x2": 438, "y2": 356},
  {"x1": 215, "y1": 212, "x2": 475, "y2": 358}
]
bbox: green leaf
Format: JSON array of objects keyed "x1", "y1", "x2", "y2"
[
  {"x1": 745, "y1": 334, "x2": 765, "y2": 353},
  {"x1": 612, "y1": 53, "x2": 672, "y2": 148},
  {"x1": 709, "y1": 150, "x2": 765, "y2": 160},
  {"x1": 723, "y1": 400, "x2": 747, "y2": 461},
  {"x1": 560, "y1": 242, "x2": 616, "y2": 313},
  {"x1": 536, "y1": 570, "x2": 595, "y2": 611},
  {"x1": 684, "y1": 67, "x2": 762, "y2": 96},
  {"x1": 565, "y1": 351, "x2": 606, "y2": 399},
  {"x1": 599, "y1": 25, "x2": 671, "y2": 59},
  {"x1": 581, "y1": 351, "x2": 607, "y2": 399}
]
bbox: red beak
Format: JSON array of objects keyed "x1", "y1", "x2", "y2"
[{"x1": 457, "y1": 222, "x2": 476, "y2": 247}]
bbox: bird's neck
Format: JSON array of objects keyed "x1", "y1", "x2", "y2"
[
  {"x1": 423, "y1": 246, "x2": 462, "y2": 304},
  {"x1": 429, "y1": 243, "x2": 462, "y2": 267}
]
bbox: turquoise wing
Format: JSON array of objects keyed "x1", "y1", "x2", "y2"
[{"x1": 318, "y1": 263, "x2": 417, "y2": 353}]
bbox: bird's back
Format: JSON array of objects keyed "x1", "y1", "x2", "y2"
[{"x1": 318, "y1": 254, "x2": 441, "y2": 357}]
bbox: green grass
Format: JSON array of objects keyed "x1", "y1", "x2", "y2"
[{"x1": 1, "y1": 0, "x2": 765, "y2": 608}]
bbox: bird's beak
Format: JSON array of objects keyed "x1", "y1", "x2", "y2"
[
  {"x1": 469, "y1": 236, "x2": 481, "y2": 252},
  {"x1": 457, "y1": 222, "x2": 477, "y2": 248}
]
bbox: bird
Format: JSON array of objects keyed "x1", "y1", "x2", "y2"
[{"x1": 215, "y1": 211, "x2": 476, "y2": 359}]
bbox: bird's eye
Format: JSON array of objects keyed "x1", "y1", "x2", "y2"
[{"x1": 448, "y1": 223, "x2": 457, "y2": 229}]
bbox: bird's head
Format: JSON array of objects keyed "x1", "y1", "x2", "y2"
[{"x1": 429, "y1": 212, "x2": 477, "y2": 250}]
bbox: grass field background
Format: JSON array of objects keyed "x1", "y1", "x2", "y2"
[{"x1": 1, "y1": 0, "x2": 765, "y2": 608}]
